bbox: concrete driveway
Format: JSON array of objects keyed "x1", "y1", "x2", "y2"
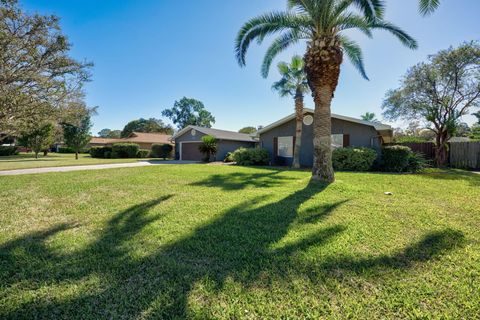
[{"x1": 0, "y1": 160, "x2": 199, "y2": 176}]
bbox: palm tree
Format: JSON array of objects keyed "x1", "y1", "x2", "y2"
[
  {"x1": 235, "y1": 0, "x2": 417, "y2": 183},
  {"x1": 360, "y1": 112, "x2": 378, "y2": 122},
  {"x1": 198, "y1": 135, "x2": 217, "y2": 162},
  {"x1": 419, "y1": 0, "x2": 440, "y2": 15},
  {"x1": 272, "y1": 55, "x2": 310, "y2": 169}
]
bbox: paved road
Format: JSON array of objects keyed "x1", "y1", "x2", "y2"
[{"x1": 0, "y1": 160, "x2": 198, "y2": 176}]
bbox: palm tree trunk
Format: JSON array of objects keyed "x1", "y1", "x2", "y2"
[
  {"x1": 304, "y1": 37, "x2": 343, "y2": 183},
  {"x1": 292, "y1": 91, "x2": 304, "y2": 169}
]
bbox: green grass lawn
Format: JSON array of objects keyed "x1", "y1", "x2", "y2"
[
  {"x1": 0, "y1": 153, "x2": 154, "y2": 171},
  {"x1": 0, "y1": 165, "x2": 478, "y2": 319}
]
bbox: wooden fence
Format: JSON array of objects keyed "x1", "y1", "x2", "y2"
[
  {"x1": 449, "y1": 142, "x2": 480, "y2": 169},
  {"x1": 386, "y1": 141, "x2": 480, "y2": 169}
]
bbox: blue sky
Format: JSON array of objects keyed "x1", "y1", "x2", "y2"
[{"x1": 22, "y1": 0, "x2": 480, "y2": 134}]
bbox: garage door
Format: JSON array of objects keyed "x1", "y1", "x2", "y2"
[{"x1": 181, "y1": 142, "x2": 203, "y2": 161}]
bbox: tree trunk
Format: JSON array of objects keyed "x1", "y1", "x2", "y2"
[
  {"x1": 435, "y1": 131, "x2": 449, "y2": 167},
  {"x1": 292, "y1": 91, "x2": 304, "y2": 169},
  {"x1": 304, "y1": 37, "x2": 343, "y2": 183},
  {"x1": 43, "y1": 150, "x2": 48, "y2": 156},
  {"x1": 34, "y1": 152, "x2": 39, "y2": 159},
  {"x1": 75, "y1": 151, "x2": 78, "y2": 160}
]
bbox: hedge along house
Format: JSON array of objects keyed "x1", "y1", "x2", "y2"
[
  {"x1": 258, "y1": 108, "x2": 393, "y2": 167},
  {"x1": 172, "y1": 125, "x2": 258, "y2": 161},
  {"x1": 88, "y1": 132, "x2": 172, "y2": 150}
]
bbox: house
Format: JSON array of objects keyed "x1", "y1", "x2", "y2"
[
  {"x1": 257, "y1": 108, "x2": 393, "y2": 167},
  {"x1": 172, "y1": 125, "x2": 257, "y2": 161},
  {"x1": 89, "y1": 132, "x2": 172, "y2": 150}
]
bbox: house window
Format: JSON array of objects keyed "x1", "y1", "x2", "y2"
[
  {"x1": 277, "y1": 136, "x2": 293, "y2": 157},
  {"x1": 331, "y1": 134, "x2": 344, "y2": 148}
]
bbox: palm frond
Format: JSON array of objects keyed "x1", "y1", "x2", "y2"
[
  {"x1": 370, "y1": 21, "x2": 418, "y2": 49},
  {"x1": 336, "y1": 14, "x2": 373, "y2": 38},
  {"x1": 339, "y1": 35, "x2": 369, "y2": 80},
  {"x1": 260, "y1": 30, "x2": 303, "y2": 78},
  {"x1": 235, "y1": 12, "x2": 311, "y2": 67},
  {"x1": 350, "y1": 0, "x2": 385, "y2": 20},
  {"x1": 419, "y1": 0, "x2": 440, "y2": 16}
]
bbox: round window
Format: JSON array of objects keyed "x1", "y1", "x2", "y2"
[
  {"x1": 191, "y1": 129, "x2": 196, "y2": 136},
  {"x1": 303, "y1": 115, "x2": 313, "y2": 126}
]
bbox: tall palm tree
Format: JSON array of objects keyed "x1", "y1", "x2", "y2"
[
  {"x1": 272, "y1": 55, "x2": 309, "y2": 169},
  {"x1": 235, "y1": 0, "x2": 417, "y2": 183},
  {"x1": 360, "y1": 112, "x2": 378, "y2": 122},
  {"x1": 419, "y1": 0, "x2": 440, "y2": 15}
]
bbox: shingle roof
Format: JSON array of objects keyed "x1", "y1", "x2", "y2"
[
  {"x1": 90, "y1": 137, "x2": 123, "y2": 144},
  {"x1": 90, "y1": 132, "x2": 172, "y2": 145},
  {"x1": 172, "y1": 126, "x2": 258, "y2": 142},
  {"x1": 127, "y1": 132, "x2": 172, "y2": 144},
  {"x1": 257, "y1": 108, "x2": 393, "y2": 135}
]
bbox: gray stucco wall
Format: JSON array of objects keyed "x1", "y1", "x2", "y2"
[
  {"x1": 259, "y1": 112, "x2": 380, "y2": 167},
  {"x1": 174, "y1": 128, "x2": 255, "y2": 161}
]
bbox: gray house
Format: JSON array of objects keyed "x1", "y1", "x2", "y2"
[
  {"x1": 172, "y1": 125, "x2": 257, "y2": 161},
  {"x1": 258, "y1": 108, "x2": 393, "y2": 167}
]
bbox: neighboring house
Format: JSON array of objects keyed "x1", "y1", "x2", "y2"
[
  {"x1": 89, "y1": 132, "x2": 172, "y2": 150},
  {"x1": 172, "y1": 125, "x2": 257, "y2": 161},
  {"x1": 258, "y1": 108, "x2": 393, "y2": 167}
]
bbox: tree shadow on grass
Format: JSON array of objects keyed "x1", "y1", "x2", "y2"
[
  {"x1": 419, "y1": 169, "x2": 480, "y2": 187},
  {"x1": 0, "y1": 173, "x2": 466, "y2": 319},
  {"x1": 189, "y1": 170, "x2": 296, "y2": 190}
]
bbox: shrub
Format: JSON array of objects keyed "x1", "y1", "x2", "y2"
[
  {"x1": 381, "y1": 145, "x2": 427, "y2": 173},
  {"x1": 150, "y1": 144, "x2": 173, "y2": 159},
  {"x1": 224, "y1": 152, "x2": 234, "y2": 163},
  {"x1": 381, "y1": 145, "x2": 412, "y2": 172},
  {"x1": 407, "y1": 152, "x2": 429, "y2": 173},
  {"x1": 137, "y1": 149, "x2": 150, "y2": 158},
  {"x1": 0, "y1": 146, "x2": 18, "y2": 156},
  {"x1": 58, "y1": 147, "x2": 75, "y2": 153},
  {"x1": 332, "y1": 147, "x2": 377, "y2": 172},
  {"x1": 112, "y1": 143, "x2": 139, "y2": 158},
  {"x1": 232, "y1": 148, "x2": 269, "y2": 166},
  {"x1": 90, "y1": 146, "x2": 112, "y2": 158}
]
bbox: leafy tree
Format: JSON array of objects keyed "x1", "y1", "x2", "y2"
[
  {"x1": 473, "y1": 111, "x2": 480, "y2": 125},
  {"x1": 238, "y1": 127, "x2": 257, "y2": 134},
  {"x1": 360, "y1": 112, "x2": 378, "y2": 122},
  {"x1": 454, "y1": 122, "x2": 471, "y2": 137},
  {"x1": 235, "y1": 0, "x2": 416, "y2": 183},
  {"x1": 272, "y1": 55, "x2": 309, "y2": 169},
  {"x1": 0, "y1": 0, "x2": 91, "y2": 140},
  {"x1": 162, "y1": 97, "x2": 215, "y2": 130},
  {"x1": 383, "y1": 42, "x2": 480, "y2": 166},
  {"x1": 98, "y1": 129, "x2": 122, "y2": 139},
  {"x1": 470, "y1": 125, "x2": 480, "y2": 140},
  {"x1": 121, "y1": 118, "x2": 174, "y2": 138},
  {"x1": 198, "y1": 135, "x2": 217, "y2": 162},
  {"x1": 62, "y1": 115, "x2": 92, "y2": 160},
  {"x1": 19, "y1": 123, "x2": 55, "y2": 159}
]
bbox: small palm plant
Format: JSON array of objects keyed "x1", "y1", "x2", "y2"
[
  {"x1": 272, "y1": 55, "x2": 309, "y2": 169},
  {"x1": 235, "y1": 0, "x2": 417, "y2": 183},
  {"x1": 198, "y1": 135, "x2": 217, "y2": 162}
]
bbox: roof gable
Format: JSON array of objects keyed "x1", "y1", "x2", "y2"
[
  {"x1": 172, "y1": 125, "x2": 257, "y2": 142},
  {"x1": 257, "y1": 108, "x2": 392, "y2": 135}
]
